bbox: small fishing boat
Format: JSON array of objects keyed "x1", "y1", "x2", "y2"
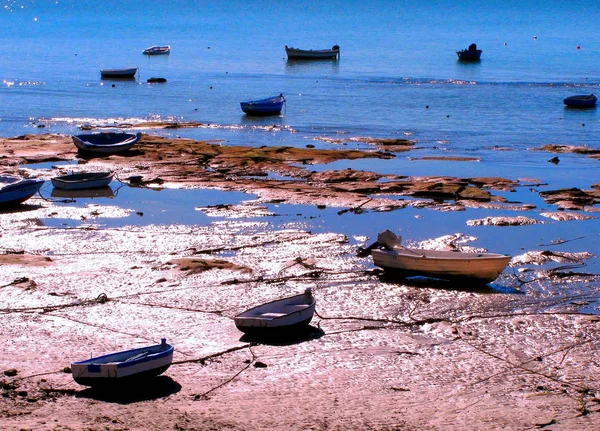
[
  {"x1": 71, "y1": 339, "x2": 174, "y2": 386},
  {"x1": 72, "y1": 132, "x2": 141, "y2": 155},
  {"x1": 51, "y1": 171, "x2": 114, "y2": 190},
  {"x1": 100, "y1": 67, "x2": 138, "y2": 78},
  {"x1": 563, "y1": 94, "x2": 597, "y2": 108},
  {"x1": 0, "y1": 176, "x2": 44, "y2": 208},
  {"x1": 234, "y1": 289, "x2": 316, "y2": 334},
  {"x1": 142, "y1": 45, "x2": 170, "y2": 55},
  {"x1": 240, "y1": 94, "x2": 285, "y2": 116},
  {"x1": 456, "y1": 43, "x2": 482, "y2": 61},
  {"x1": 368, "y1": 230, "x2": 511, "y2": 283},
  {"x1": 285, "y1": 45, "x2": 340, "y2": 60}
]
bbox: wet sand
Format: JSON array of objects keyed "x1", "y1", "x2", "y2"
[{"x1": 1, "y1": 134, "x2": 600, "y2": 430}]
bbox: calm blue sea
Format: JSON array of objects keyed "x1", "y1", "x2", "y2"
[
  {"x1": 1, "y1": 0, "x2": 599, "y2": 194},
  {"x1": 2, "y1": 1, "x2": 599, "y2": 153}
]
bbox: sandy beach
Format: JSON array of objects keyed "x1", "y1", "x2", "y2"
[{"x1": 1, "y1": 134, "x2": 600, "y2": 430}]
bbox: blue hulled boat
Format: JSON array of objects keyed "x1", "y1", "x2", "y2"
[
  {"x1": 0, "y1": 176, "x2": 44, "y2": 208},
  {"x1": 71, "y1": 339, "x2": 174, "y2": 386},
  {"x1": 72, "y1": 132, "x2": 141, "y2": 155},
  {"x1": 240, "y1": 94, "x2": 285, "y2": 116}
]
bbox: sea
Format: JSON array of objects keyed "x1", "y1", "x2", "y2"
[{"x1": 1, "y1": 1, "x2": 600, "y2": 298}]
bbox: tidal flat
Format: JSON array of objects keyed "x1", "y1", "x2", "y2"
[{"x1": 1, "y1": 133, "x2": 599, "y2": 430}]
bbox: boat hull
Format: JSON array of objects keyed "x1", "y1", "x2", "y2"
[
  {"x1": 563, "y1": 94, "x2": 597, "y2": 108},
  {"x1": 51, "y1": 171, "x2": 114, "y2": 190},
  {"x1": 0, "y1": 177, "x2": 44, "y2": 207},
  {"x1": 143, "y1": 46, "x2": 170, "y2": 55},
  {"x1": 285, "y1": 47, "x2": 340, "y2": 60},
  {"x1": 240, "y1": 94, "x2": 285, "y2": 116},
  {"x1": 72, "y1": 132, "x2": 141, "y2": 155},
  {"x1": 100, "y1": 67, "x2": 138, "y2": 78},
  {"x1": 234, "y1": 290, "x2": 316, "y2": 334},
  {"x1": 371, "y1": 248, "x2": 511, "y2": 283},
  {"x1": 456, "y1": 49, "x2": 482, "y2": 61},
  {"x1": 71, "y1": 340, "x2": 174, "y2": 387}
]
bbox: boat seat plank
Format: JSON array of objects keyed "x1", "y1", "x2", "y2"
[
  {"x1": 284, "y1": 304, "x2": 310, "y2": 311},
  {"x1": 258, "y1": 312, "x2": 287, "y2": 318}
]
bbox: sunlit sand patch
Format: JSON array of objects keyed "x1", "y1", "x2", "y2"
[
  {"x1": 196, "y1": 202, "x2": 275, "y2": 218},
  {"x1": 0, "y1": 201, "x2": 133, "y2": 229}
]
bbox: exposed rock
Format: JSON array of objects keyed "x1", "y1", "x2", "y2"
[
  {"x1": 166, "y1": 258, "x2": 252, "y2": 274},
  {"x1": 540, "y1": 212, "x2": 596, "y2": 221},
  {"x1": 314, "y1": 136, "x2": 416, "y2": 152},
  {"x1": 409, "y1": 156, "x2": 480, "y2": 162},
  {"x1": 466, "y1": 216, "x2": 541, "y2": 226},
  {"x1": 511, "y1": 250, "x2": 594, "y2": 265},
  {"x1": 539, "y1": 187, "x2": 600, "y2": 209},
  {"x1": 538, "y1": 144, "x2": 600, "y2": 156}
]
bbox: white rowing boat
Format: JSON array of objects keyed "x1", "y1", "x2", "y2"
[
  {"x1": 235, "y1": 289, "x2": 316, "y2": 334},
  {"x1": 369, "y1": 230, "x2": 511, "y2": 283}
]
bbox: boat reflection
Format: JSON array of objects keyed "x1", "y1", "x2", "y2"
[
  {"x1": 284, "y1": 59, "x2": 340, "y2": 75},
  {"x1": 51, "y1": 186, "x2": 115, "y2": 199}
]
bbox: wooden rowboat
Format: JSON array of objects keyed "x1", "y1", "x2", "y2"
[
  {"x1": 0, "y1": 176, "x2": 44, "y2": 208},
  {"x1": 51, "y1": 171, "x2": 114, "y2": 190},
  {"x1": 240, "y1": 94, "x2": 285, "y2": 116},
  {"x1": 234, "y1": 289, "x2": 316, "y2": 334},
  {"x1": 71, "y1": 339, "x2": 174, "y2": 386},
  {"x1": 72, "y1": 132, "x2": 141, "y2": 155},
  {"x1": 285, "y1": 45, "x2": 340, "y2": 60},
  {"x1": 368, "y1": 230, "x2": 511, "y2": 283},
  {"x1": 142, "y1": 45, "x2": 170, "y2": 55}
]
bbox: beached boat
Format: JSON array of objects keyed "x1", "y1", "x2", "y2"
[
  {"x1": 100, "y1": 67, "x2": 138, "y2": 78},
  {"x1": 72, "y1": 132, "x2": 141, "y2": 155},
  {"x1": 456, "y1": 43, "x2": 482, "y2": 61},
  {"x1": 142, "y1": 45, "x2": 170, "y2": 55},
  {"x1": 234, "y1": 289, "x2": 316, "y2": 334},
  {"x1": 0, "y1": 176, "x2": 44, "y2": 208},
  {"x1": 285, "y1": 45, "x2": 340, "y2": 60},
  {"x1": 71, "y1": 339, "x2": 174, "y2": 386},
  {"x1": 51, "y1": 171, "x2": 114, "y2": 190},
  {"x1": 240, "y1": 94, "x2": 285, "y2": 116},
  {"x1": 368, "y1": 230, "x2": 511, "y2": 283},
  {"x1": 563, "y1": 94, "x2": 597, "y2": 108}
]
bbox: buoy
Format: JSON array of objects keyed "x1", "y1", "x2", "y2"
[{"x1": 576, "y1": 45, "x2": 581, "y2": 50}]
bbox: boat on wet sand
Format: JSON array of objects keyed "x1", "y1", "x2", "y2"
[
  {"x1": 72, "y1": 132, "x2": 141, "y2": 155},
  {"x1": 234, "y1": 289, "x2": 316, "y2": 334},
  {"x1": 71, "y1": 339, "x2": 174, "y2": 386},
  {"x1": 368, "y1": 230, "x2": 511, "y2": 283},
  {"x1": 51, "y1": 171, "x2": 114, "y2": 190},
  {"x1": 285, "y1": 45, "x2": 340, "y2": 60},
  {"x1": 0, "y1": 176, "x2": 44, "y2": 208}
]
